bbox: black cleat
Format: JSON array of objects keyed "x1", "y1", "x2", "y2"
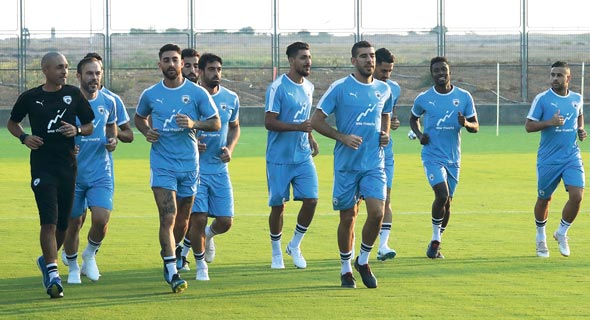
[
  {"x1": 340, "y1": 272, "x2": 356, "y2": 288},
  {"x1": 354, "y1": 257, "x2": 377, "y2": 288}
]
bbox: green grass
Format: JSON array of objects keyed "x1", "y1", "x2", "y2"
[{"x1": 1, "y1": 126, "x2": 589, "y2": 319}]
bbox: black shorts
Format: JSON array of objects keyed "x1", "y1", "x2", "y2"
[{"x1": 31, "y1": 166, "x2": 76, "y2": 231}]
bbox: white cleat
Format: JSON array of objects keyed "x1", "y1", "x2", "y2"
[
  {"x1": 553, "y1": 232, "x2": 570, "y2": 257},
  {"x1": 204, "y1": 237, "x2": 216, "y2": 263},
  {"x1": 271, "y1": 254, "x2": 285, "y2": 269},
  {"x1": 67, "y1": 269, "x2": 82, "y2": 284},
  {"x1": 81, "y1": 254, "x2": 101, "y2": 281},
  {"x1": 285, "y1": 244, "x2": 307, "y2": 269},
  {"x1": 196, "y1": 268, "x2": 210, "y2": 281},
  {"x1": 536, "y1": 241, "x2": 550, "y2": 258},
  {"x1": 376, "y1": 247, "x2": 397, "y2": 261}
]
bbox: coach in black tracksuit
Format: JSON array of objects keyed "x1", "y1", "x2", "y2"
[{"x1": 7, "y1": 52, "x2": 94, "y2": 298}]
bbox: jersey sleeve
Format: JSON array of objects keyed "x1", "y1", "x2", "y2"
[
  {"x1": 265, "y1": 83, "x2": 282, "y2": 114},
  {"x1": 197, "y1": 89, "x2": 219, "y2": 120},
  {"x1": 411, "y1": 95, "x2": 425, "y2": 117},
  {"x1": 76, "y1": 93, "x2": 95, "y2": 125},
  {"x1": 9, "y1": 92, "x2": 29, "y2": 123},
  {"x1": 316, "y1": 82, "x2": 339, "y2": 116},
  {"x1": 106, "y1": 95, "x2": 117, "y2": 125},
  {"x1": 229, "y1": 95, "x2": 240, "y2": 123},
  {"x1": 135, "y1": 89, "x2": 152, "y2": 118},
  {"x1": 527, "y1": 93, "x2": 544, "y2": 121}
]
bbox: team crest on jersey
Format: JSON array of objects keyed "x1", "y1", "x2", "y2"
[
  {"x1": 453, "y1": 99, "x2": 460, "y2": 107},
  {"x1": 332, "y1": 198, "x2": 339, "y2": 206},
  {"x1": 220, "y1": 103, "x2": 227, "y2": 111},
  {"x1": 98, "y1": 106, "x2": 105, "y2": 114},
  {"x1": 375, "y1": 91, "x2": 382, "y2": 99},
  {"x1": 33, "y1": 178, "x2": 40, "y2": 186},
  {"x1": 182, "y1": 95, "x2": 190, "y2": 104},
  {"x1": 63, "y1": 96, "x2": 72, "y2": 105}
]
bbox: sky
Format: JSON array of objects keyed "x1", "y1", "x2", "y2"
[{"x1": 1, "y1": 0, "x2": 589, "y2": 35}]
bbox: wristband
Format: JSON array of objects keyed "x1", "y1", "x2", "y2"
[{"x1": 19, "y1": 133, "x2": 29, "y2": 144}]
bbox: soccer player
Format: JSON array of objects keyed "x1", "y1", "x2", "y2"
[
  {"x1": 373, "y1": 47, "x2": 401, "y2": 262},
  {"x1": 264, "y1": 42, "x2": 319, "y2": 270},
  {"x1": 181, "y1": 53, "x2": 240, "y2": 281},
  {"x1": 409, "y1": 56, "x2": 479, "y2": 259},
  {"x1": 525, "y1": 61, "x2": 586, "y2": 258},
  {"x1": 181, "y1": 48, "x2": 200, "y2": 83},
  {"x1": 62, "y1": 56, "x2": 118, "y2": 284},
  {"x1": 311, "y1": 40, "x2": 393, "y2": 289},
  {"x1": 134, "y1": 43, "x2": 220, "y2": 293},
  {"x1": 7, "y1": 52, "x2": 95, "y2": 298},
  {"x1": 60, "y1": 52, "x2": 135, "y2": 277}
]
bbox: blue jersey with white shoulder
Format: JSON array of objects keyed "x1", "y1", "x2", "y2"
[
  {"x1": 265, "y1": 73, "x2": 314, "y2": 164},
  {"x1": 384, "y1": 79, "x2": 401, "y2": 163},
  {"x1": 527, "y1": 88, "x2": 583, "y2": 165},
  {"x1": 317, "y1": 74, "x2": 393, "y2": 171},
  {"x1": 411, "y1": 85, "x2": 476, "y2": 165},
  {"x1": 136, "y1": 79, "x2": 218, "y2": 171},
  {"x1": 101, "y1": 87, "x2": 130, "y2": 127},
  {"x1": 198, "y1": 86, "x2": 240, "y2": 174},
  {"x1": 75, "y1": 91, "x2": 117, "y2": 184}
]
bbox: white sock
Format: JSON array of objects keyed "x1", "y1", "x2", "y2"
[
  {"x1": 358, "y1": 242, "x2": 373, "y2": 265},
  {"x1": 270, "y1": 233, "x2": 282, "y2": 256},
  {"x1": 164, "y1": 260, "x2": 177, "y2": 281},
  {"x1": 340, "y1": 251, "x2": 353, "y2": 274},
  {"x1": 432, "y1": 218, "x2": 443, "y2": 242},
  {"x1": 535, "y1": 219, "x2": 547, "y2": 242},
  {"x1": 181, "y1": 237, "x2": 191, "y2": 257},
  {"x1": 379, "y1": 223, "x2": 392, "y2": 249},
  {"x1": 557, "y1": 219, "x2": 572, "y2": 236},
  {"x1": 290, "y1": 224, "x2": 308, "y2": 248},
  {"x1": 83, "y1": 238, "x2": 101, "y2": 257}
]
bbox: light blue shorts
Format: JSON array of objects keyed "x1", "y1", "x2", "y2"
[
  {"x1": 192, "y1": 172, "x2": 234, "y2": 217},
  {"x1": 537, "y1": 160, "x2": 585, "y2": 199},
  {"x1": 423, "y1": 161, "x2": 460, "y2": 197},
  {"x1": 266, "y1": 159, "x2": 318, "y2": 206},
  {"x1": 332, "y1": 168, "x2": 387, "y2": 210},
  {"x1": 150, "y1": 167, "x2": 198, "y2": 198},
  {"x1": 385, "y1": 156, "x2": 394, "y2": 189},
  {"x1": 71, "y1": 177, "x2": 113, "y2": 218}
]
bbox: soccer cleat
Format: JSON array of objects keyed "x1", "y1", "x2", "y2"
[
  {"x1": 553, "y1": 232, "x2": 570, "y2": 257},
  {"x1": 271, "y1": 254, "x2": 285, "y2": 269},
  {"x1": 196, "y1": 268, "x2": 210, "y2": 281},
  {"x1": 46, "y1": 276, "x2": 64, "y2": 298},
  {"x1": 426, "y1": 240, "x2": 444, "y2": 259},
  {"x1": 204, "y1": 237, "x2": 216, "y2": 263},
  {"x1": 340, "y1": 272, "x2": 356, "y2": 288},
  {"x1": 376, "y1": 247, "x2": 397, "y2": 261},
  {"x1": 178, "y1": 256, "x2": 190, "y2": 272},
  {"x1": 285, "y1": 243, "x2": 307, "y2": 269},
  {"x1": 536, "y1": 241, "x2": 550, "y2": 258},
  {"x1": 170, "y1": 273, "x2": 188, "y2": 293},
  {"x1": 354, "y1": 257, "x2": 378, "y2": 288},
  {"x1": 36, "y1": 256, "x2": 50, "y2": 289},
  {"x1": 81, "y1": 253, "x2": 100, "y2": 281},
  {"x1": 67, "y1": 269, "x2": 82, "y2": 284}
]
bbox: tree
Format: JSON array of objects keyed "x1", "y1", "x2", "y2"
[{"x1": 238, "y1": 26, "x2": 255, "y2": 35}]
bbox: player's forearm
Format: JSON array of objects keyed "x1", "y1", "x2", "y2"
[
  {"x1": 134, "y1": 114, "x2": 151, "y2": 136},
  {"x1": 311, "y1": 111, "x2": 343, "y2": 142},
  {"x1": 226, "y1": 123, "x2": 241, "y2": 153},
  {"x1": 117, "y1": 123, "x2": 134, "y2": 143},
  {"x1": 195, "y1": 116, "x2": 221, "y2": 132}
]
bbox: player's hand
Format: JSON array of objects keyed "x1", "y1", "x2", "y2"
[
  {"x1": 419, "y1": 132, "x2": 430, "y2": 145},
  {"x1": 105, "y1": 137, "x2": 117, "y2": 152},
  {"x1": 146, "y1": 128, "x2": 160, "y2": 143},
  {"x1": 310, "y1": 138, "x2": 319, "y2": 157},
  {"x1": 23, "y1": 135, "x2": 44, "y2": 150},
  {"x1": 379, "y1": 131, "x2": 389, "y2": 147},
  {"x1": 390, "y1": 116, "x2": 400, "y2": 130},
  {"x1": 220, "y1": 146, "x2": 231, "y2": 163},
  {"x1": 74, "y1": 144, "x2": 80, "y2": 155},
  {"x1": 175, "y1": 114, "x2": 195, "y2": 129},
  {"x1": 299, "y1": 120, "x2": 313, "y2": 133},
  {"x1": 197, "y1": 135, "x2": 206, "y2": 152},
  {"x1": 578, "y1": 128, "x2": 587, "y2": 141},
  {"x1": 58, "y1": 121, "x2": 77, "y2": 138},
  {"x1": 551, "y1": 110, "x2": 564, "y2": 127},
  {"x1": 458, "y1": 112, "x2": 466, "y2": 127},
  {"x1": 342, "y1": 134, "x2": 362, "y2": 150}
]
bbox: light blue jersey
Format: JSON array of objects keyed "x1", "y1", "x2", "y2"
[
  {"x1": 265, "y1": 73, "x2": 314, "y2": 164},
  {"x1": 411, "y1": 86, "x2": 476, "y2": 165},
  {"x1": 384, "y1": 79, "x2": 401, "y2": 181},
  {"x1": 75, "y1": 90, "x2": 117, "y2": 184},
  {"x1": 527, "y1": 88, "x2": 583, "y2": 165},
  {"x1": 101, "y1": 87, "x2": 130, "y2": 127},
  {"x1": 317, "y1": 74, "x2": 393, "y2": 171},
  {"x1": 198, "y1": 86, "x2": 240, "y2": 174},
  {"x1": 136, "y1": 79, "x2": 218, "y2": 171}
]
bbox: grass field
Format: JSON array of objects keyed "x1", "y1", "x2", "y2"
[{"x1": 1, "y1": 125, "x2": 589, "y2": 319}]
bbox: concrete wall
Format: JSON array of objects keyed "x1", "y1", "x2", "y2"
[{"x1": 0, "y1": 104, "x2": 536, "y2": 128}]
